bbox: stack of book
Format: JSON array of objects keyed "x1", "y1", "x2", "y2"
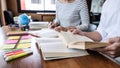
[{"x1": 29, "y1": 21, "x2": 49, "y2": 30}]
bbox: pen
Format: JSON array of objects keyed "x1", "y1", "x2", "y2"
[{"x1": 29, "y1": 33, "x2": 40, "y2": 38}]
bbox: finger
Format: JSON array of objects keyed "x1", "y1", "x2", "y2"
[
  {"x1": 69, "y1": 29, "x2": 74, "y2": 32},
  {"x1": 51, "y1": 23, "x2": 58, "y2": 28},
  {"x1": 49, "y1": 22, "x2": 54, "y2": 26},
  {"x1": 108, "y1": 37, "x2": 120, "y2": 43},
  {"x1": 102, "y1": 51, "x2": 116, "y2": 57},
  {"x1": 72, "y1": 30, "x2": 78, "y2": 34},
  {"x1": 49, "y1": 23, "x2": 55, "y2": 28},
  {"x1": 104, "y1": 43, "x2": 119, "y2": 51},
  {"x1": 54, "y1": 27, "x2": 61, "y2": 32}
]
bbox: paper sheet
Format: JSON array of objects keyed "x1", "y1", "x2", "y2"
[
  {"x1": 0, "y1": 44, "x2": 16, "y2": 50},
  {"x1": 8, "y1": 36, "x2": 20, "y2": 40},
  {"x1": 21, "y1": 35, "x2": 31, "y2": 39},
  {"x1": 19, "y1": 39, "x2": 31, "y2": 43},
  {"x1": 17, "y1": 43, "x2": 31, "y2": 48},
  {"x1": 28, "y1": 28, "x2": 59, "y2": 38},
  {"x1": 5, "y1": 40, "x2": 18, "y2": 44}
]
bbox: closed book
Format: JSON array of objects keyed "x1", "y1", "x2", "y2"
[
  {"x1": 7, "y1": 31, "x2": 28, "y2": 36},
  {"x1": 29, "y1": 22, "x2": 49, "y2": 30}
]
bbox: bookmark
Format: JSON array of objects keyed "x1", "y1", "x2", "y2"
[
  {"x1": 5, "y1": 40, "x2": 18, "y2": 44},
  {"x1": 21, "y1": 35, "x2": 31, "y2": 39},
  {"x1": 8, "y1": 36, "x2": 20, "y2": 40}
]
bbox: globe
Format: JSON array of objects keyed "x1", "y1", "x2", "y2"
[{"x1": 19, "y1": 14, "x2": 30, "y2": 25}]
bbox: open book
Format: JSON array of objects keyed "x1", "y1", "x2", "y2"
[
  {"x1": 36, "y1": 38, "x2": 89, "y2": 60},
  {"x1": 59, "y1": 31, "x2": 109, "y2": 49},
  {"x1": 28, "y1": 28, "x2": 59, "y2": 38}
]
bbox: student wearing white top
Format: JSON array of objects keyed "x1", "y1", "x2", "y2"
[
  {"x1": 71, "y1": 0, "x2": 120, "y2": 57},
  {"x1": 49, "y1": 0, "x2": 90, "y2": 32}
]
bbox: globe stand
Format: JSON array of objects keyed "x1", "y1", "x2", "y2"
[{"x1": 21, "y1": 25, "x2": 29, "y2": 31}]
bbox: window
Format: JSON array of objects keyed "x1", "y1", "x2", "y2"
[
  {"x1": 17, "y1": 0, "x2": 56, "y2": 13},
  {"x1": 91, "y1": 0, "x2": 105, "y2": 13}
]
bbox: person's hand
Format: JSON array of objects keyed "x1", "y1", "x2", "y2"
[
  {"x1": 54, "y1": 26, "x2": 68, "y2": 32},
  {"x1": 93, "y1": 37, "x2": 120, "y2": 57},
  {"x1": 70, "y1": 29, "x2": 84, "y2": 36},
  {"x1": 67, "y1": 26, "x2": 77, "y2": 30},
  {"x1": 49, "y1": 22, "x2": 59, "y2": 29}
]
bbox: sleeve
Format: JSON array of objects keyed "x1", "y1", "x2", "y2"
[
  {"x1": 76, "y1": 0, "x2": 90, "y2": 30},
  {"x1": 96, "y1": 13, "x2": 107, "y2": 39},
  {"x1": 96, "y1": 27, "x2": 107, "y2": 40},
  {"x1": 53, "y1": 1, "x2": 60, "y2": 24}
]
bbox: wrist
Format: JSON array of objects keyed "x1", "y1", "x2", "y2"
[
  {"x1": 63, "y1": 27, "x2": 68, "y2": 31},
  {"x1": 80, "y1": 32, "x2": 86, "y2": 36}
]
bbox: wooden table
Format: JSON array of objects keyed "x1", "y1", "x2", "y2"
[{"x1": 0, "y1": 27, "x2": 120, "y2": 68}]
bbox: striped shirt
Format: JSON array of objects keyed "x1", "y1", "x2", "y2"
[{"x1": 54, "y1": 0, "x2": 90, "y2": 30}]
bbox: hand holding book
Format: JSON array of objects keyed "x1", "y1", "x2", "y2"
[{"x1": 59, "y1": 31, "x2": 110, "y2": 49}]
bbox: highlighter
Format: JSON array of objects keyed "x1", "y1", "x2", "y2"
[
  {"x1": 3, "y1": 49, "x2": 23, "y2": 56},
  {"x1": 4, "y1": 50, "x2": 24, "y2": 58},
  {"x1": 4, "y1": 49, "x2": 22, "y2": 54},
  {"x1": 5, "y1": 49, "x2": 32, "y2": 62}
]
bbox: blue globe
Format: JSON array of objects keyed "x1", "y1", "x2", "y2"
[{"x1": 19, "y1": 14, "x2": 30, "y2": 25}]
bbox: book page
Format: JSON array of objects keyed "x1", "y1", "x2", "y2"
[
  {"x1": 59, "y1": 31, "x2": 93, "y2": 45},
  {"x1": 36, "y1": 38, "x2": 62, "y2": 43},
  {"x1": 36, "y1": 38, "x2": 89, "y2": 60},
  {"x1": 17, "y1": 43, "x2": 31, "y2": 48},
  {"x1": 29, "y1": 28, "x2": 59, "y2": 38}
]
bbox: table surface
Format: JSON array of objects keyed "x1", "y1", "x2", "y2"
[{"x1": 0, "y1": 27, "x2": 120, "y2": 68}]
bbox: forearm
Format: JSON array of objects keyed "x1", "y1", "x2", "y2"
[
  {"x1": 79, "y1": 0, "x2": 90, "y2": 31},
  {"x1": 76, "y1": 23, "x2": 89, "y2": 31},
  {"x1": 83, "y1": 31, "x2": 102, "y2": 42}
]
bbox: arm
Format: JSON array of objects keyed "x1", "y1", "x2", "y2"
[
  {"x1": 53, "y1": 1, "x2": 60, "y2": 25},
  {"x1": 71, "y1": 29, "x2": 102, "y2": 42},
  {"x1": 77, "y1": 0, "x2": 90, "y2": 30},
  {"x1": 49, "y1": 1, "x2": 60, "y2": 29},
  {"x1": 83, "y1": 31, "x2": 102, "y2": 42}
]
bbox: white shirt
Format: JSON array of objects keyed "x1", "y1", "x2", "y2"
[{"x1": 97, "y1": 0, "x2": 120, "y2": 41}]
